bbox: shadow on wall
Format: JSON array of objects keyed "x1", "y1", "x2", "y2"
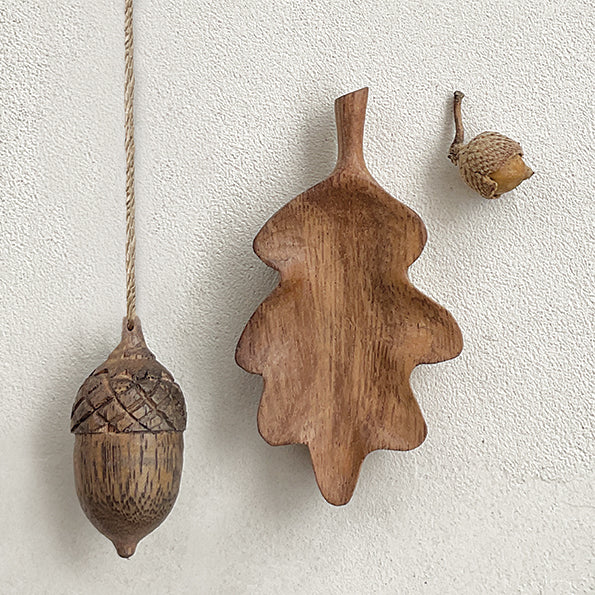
[
  {"x1": 34, "y1": 339, "x2": 110, "y2": 564},
  {"x1": 424, "y1": 91, "x2": 478, "y2": 215},
  {"x1": 188, "y1": 102, "x2": 341, "y2": 516}
]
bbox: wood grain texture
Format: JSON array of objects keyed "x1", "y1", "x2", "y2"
[
  {"x1": 236, "y1": 87, "x2": 463, "y2": 506},
  {"x1": 71, "y1": 317, "x2": 186, "y2": 557},
  {"x1": 73, "y1": 432, "x2": 183, "y2": 558}
]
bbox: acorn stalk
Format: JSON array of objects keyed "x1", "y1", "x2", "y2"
[
  {"x1": 448, "y1": 91, "x2": 534, "y2": 199},
  {"x1": 71, "y1": 317, "x2": 186, "y2": 558}
]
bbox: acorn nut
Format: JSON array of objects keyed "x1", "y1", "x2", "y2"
[{"x1": 448, "y1": 91, "x2": 533, "y2": 199}]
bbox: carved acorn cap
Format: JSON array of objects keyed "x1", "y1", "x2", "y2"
[
  {"x1": 71, "y1": 317, "x2": 186, "y2": 434},
  {"x1": 448, "y1": 91, "x2": 534, "y2": 199}
]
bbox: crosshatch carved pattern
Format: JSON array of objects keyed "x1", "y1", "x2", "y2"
[{"x1": 71, "y1": 360, "x2": 186, "y2": 434}]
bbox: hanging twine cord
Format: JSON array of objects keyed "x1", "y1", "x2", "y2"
[{"x1": 124, "y1": 0, "x2": 136, "y2": 329}]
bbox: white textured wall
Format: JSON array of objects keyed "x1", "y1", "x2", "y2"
[{"x1": 1, "y1": 0, "x2": 593, "y2": 593}]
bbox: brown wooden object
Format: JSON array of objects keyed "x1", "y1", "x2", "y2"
[
  {"x1": 236, "y1": 88, "x2": 463, "y2": 506},
  {"x1": 71, "y1": 317, "x2": 186, "y2": 557}
]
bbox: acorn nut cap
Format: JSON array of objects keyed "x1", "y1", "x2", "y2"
[
  {"x1": 71, "y1": 318, "x2": 187, "y2": 434},
  {"x1": 449, "y1": 92, "x2": 534, "y2": 199},
  {"x1": 457, "y1": 131, "x2": 533, "y2": 199}
]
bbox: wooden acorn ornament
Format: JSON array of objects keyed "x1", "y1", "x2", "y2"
[
  {"x1": 236, "y1": 88, "x2": 463, "y2": 506},
  {"x1": 70, "y1": 0, "x2": 186, "y2": 558},
  {"x1": 71, "y1": 318, "x2": 186, "y2": 557},
  {"x1": 448, "y1": 91, "x2": 534, "y2": 199}
]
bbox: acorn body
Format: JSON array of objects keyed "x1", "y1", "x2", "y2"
[
  {"x1": 71, "y1": 318, "x2": 186, "y2": 557},
  {"x1": 449, "y1": 92, "x2": 533, "y2": 199}
]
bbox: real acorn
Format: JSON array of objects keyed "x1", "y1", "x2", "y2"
[{"x1": 448, "y1": 91, "x2": 533, "y2": 199}]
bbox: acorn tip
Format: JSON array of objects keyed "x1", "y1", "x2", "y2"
[{"x1": 114, "y1": 540, "x2": 138, "y2": 558}]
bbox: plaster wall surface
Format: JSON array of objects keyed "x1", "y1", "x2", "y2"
[{"x1": 0, "y1": 0, "x2": 593, "y2": 593}]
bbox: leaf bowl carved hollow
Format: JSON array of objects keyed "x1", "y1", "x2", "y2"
[{"x1": 236, "y1": 88, "x2": 463, "y2": 506}]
